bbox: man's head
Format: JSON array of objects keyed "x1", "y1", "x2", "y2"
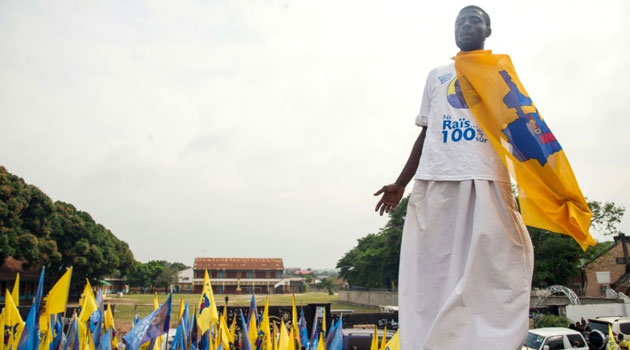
[{"x1": 455, "y1": 5, "x2": 491, "y2": 51}]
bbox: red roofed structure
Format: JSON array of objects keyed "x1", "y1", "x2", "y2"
[{"x1": 193, "y1": 257, "x2": 286, "y2": 294}]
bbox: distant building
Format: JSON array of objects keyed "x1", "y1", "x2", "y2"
[
  {"x1": 193, "y1": 257, "x2": 285, "y2": 294},
  {"x1": 174, "y1": 268, "x2": 194, "y2": 293},
  {"x1": 0, "y1": 257, "x2": 40, "y2": 304},
  {"x1": 101, "y1": 278, "x2": 127, "y2": 294},
  {"x1": 583, "y1": 235, "x2": 630, "y2": 297}
]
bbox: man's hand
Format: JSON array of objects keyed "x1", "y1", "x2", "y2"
[{"x1": 374, "y1": 184, "x2": 405, "y2": 216}]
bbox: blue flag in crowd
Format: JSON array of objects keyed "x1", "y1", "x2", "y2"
[
  {"x1": 239, "y1": 311, "x2": 251, "y2": 350},
  {"x1": 199, "y1": 331, "x2": 210, "y2": 350},
  {"x1": 96, "y1": 330, "x2": 111, "y2": 350},
  {"x1": 325, "y1": 318, "x2": 337, "y2": 350},
  {"x1": 62, "y1": 316, "x2": 79, "y2": 350},
  {"x1": 328, "y1": 317, "x2": 343, "y2": 350},
  {"x1": 18, "y1": 267, "x2": 45, "y2": 350},
  {"x1": 247, "y1": 294, "x2": 258, "y2": 328},
  {"x1": 298, "y1": 310, "x2": 308, "y2": 349},
  {"x1": 123, "y1": 293, "x2": 172, "y2": 350},
  {"x1": 308, "y1": 310, "x2": 319, "y2": 350},
  {"x1": 51, "y1": 314, "x2": 63, "y2": 350}
]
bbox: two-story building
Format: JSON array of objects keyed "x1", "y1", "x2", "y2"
[
  {"x1": 583, "y1": 235, "x2": 630, "y2": 297},
  {"x1": 193, "y1": 257, "x2": 284, "y2": 294}
]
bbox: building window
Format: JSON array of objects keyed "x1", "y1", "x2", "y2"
[
  {"x1": 219, "y1": 271, "x2": 224, "y2": 278},
  {"x1": 248, "y1": 271, "x2": 253, "y2": 278},
  {"x1": 218, "y1": 286, "x2": 223, "y2": 294}
]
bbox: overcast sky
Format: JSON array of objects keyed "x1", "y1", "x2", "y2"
[{"x1": 1, "y1": 0, "x2": 628, "y2": 269}]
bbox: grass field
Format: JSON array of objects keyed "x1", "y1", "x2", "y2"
[{"x1": 105, "y1": 292, "x2": 378, "y2": 333}]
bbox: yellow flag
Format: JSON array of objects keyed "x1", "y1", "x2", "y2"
[
  {"x1": 197, "y1": 270, "x2": 219, "y2": 333},
  {"x1": 261, "y1": 298, "x2": 271, "y2": 350},
  {"x1": 229, "y1": 313, "x2": 236, "y2": 340},
  {"x1": 152, "y1": 294, "x2": 163, "y2": 350},
  {"x1": 453, "y1": 50, "x2": 595, "y2": 250},
  {"x1": 104, "y1": 304, "x2": 115, "y2": 331},
  {"x1": 43, "y1": 267, "x2": 73, "y2": 315},
  {"x1": 379, "y1": 327, "x2": 387, "y2": 350},
  {"x1": 78, "y1": 279, "x2": 98, "y2": 323},
  {"x1": 287, "y1": 328, "x2": 295, "y2": 350},
  {"x1": 0, "y1": 310, "x2": 5, "y2": 350},
  {"x1": 291, "y1": 294, "x2": 300, "y2": 349},
  {"x1": 384, "y1": 330, "x2": 399, "y2": 350},
  {"x1": 39, "y1": 315, "x2": 53, "y2": 350},
  {"x1": 11, "y1": 273, "x2": 20, "y2": 306},
  {"x1": 278, "y1": 320, "x2": 289, "y2": 350},
  {"x1": 178, "y1": 299, "x2": 185, "y2": 323},
  {"x1": 219, "y1": 317, "x2": 232, "y2": 350},
  {"x1": 4, "y1": 289, "x2": 24, "y2": 344},
  {"x1": 607, "y1": 325, "x2": 618, "y2": 350},
  {"x1": 317, "y1": 332, "x2": 325, "y2": 350},
  {"x1": 370, "y1": 326, "x2": 378, "y2": 350},
  {"x1": 322, "y1": 308, "x2": 326, "y2": 333},
  {"x1": 248, "y1": 309, "x2": 258, "y2": 348},
  {"x1": 272, "y1": 322, "x2": 278, "y2": 350}
]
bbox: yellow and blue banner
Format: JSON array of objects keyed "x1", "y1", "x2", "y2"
[{"x1": 454, "y1": 50, "x2": 596, "y2": 250}]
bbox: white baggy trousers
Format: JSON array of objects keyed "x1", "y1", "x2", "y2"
[{"x1": 398, "y1": 180, "x2": 534, "y2": 350}]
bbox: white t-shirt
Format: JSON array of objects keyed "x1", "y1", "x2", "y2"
[{"x1": 414, "y1": 63, "x2": 510, "y2": 182}]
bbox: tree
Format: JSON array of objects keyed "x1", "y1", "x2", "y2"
[
  {"x1": 316, "y1": 277, "x2": 337, "y2": 295},
  {"x1": 0, "y1": 167, "x2": 60, "y2": 268},
  {"x1": 0, "y1": 166, "x2": 135, "y2": 289},
  {"x1": 127, "y1": 260, "x2": 186, "y2": 291},
  {"x1": 337, "y1": 194, "x2": 625, "y2": 289},
  {"x1": 337, "y1": 197, "x2": 408, "y2": 288},
  {"x1": 530, "y1": 200, "x2": 625, "y2": 288}
]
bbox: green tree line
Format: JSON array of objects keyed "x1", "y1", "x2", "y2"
[
  {"x1": 0, "y1": 166, "x2": 187, "y2": 290},
  {"x1": 337, "y1": 195, "x2": 626, "y2": 289}
]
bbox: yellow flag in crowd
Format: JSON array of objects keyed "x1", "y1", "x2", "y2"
[
  {"x1": 278, "y1": 321, "x2": 289, "y2": 350},
  {"x1": 39, "y1": 316, "x2": 53, "y2": 350},
  {"x1": 11, "y1": 273, "x2": 20, "y2": 306},
  {"x1": 379, "y1": 327, "x2": 387, "y2": 350},
  {"x1": 248, "y1": 309, "x2": 258, "y2": 348},
  {"x1": 607, "y1": 325, "x2": 618, "y2": 350},
  {"x1": 104, "y1": 304, "x2": 115, "y2": 331},
  {"x1": 79, "y1": 279, "x2": 98, "y2": 323},
  {"x1": 42, "y1": 267, "x2": 73, "y2": 316},
  {"x1": 197, "y1": 269, "x2": 219, "y2": 333},
  {"x1": 370, "y1": 326, "x2": 379, "y2": 350},
  {"x1": 219, "y1": 317, "x2": 232, "y2": 350},
  {"x1": 317, "y1": 333, "x2": 325, "y2": 350},
  {"x1": 178, "y1": 299, "x2": 186, "y2": 322},
  {"x1": 152, "y1": 293, "x2": 164, "y2": 350},
  {"x1": 291, "y1": 294, "x2": 300, "y2": 349},
  {"x1": 3, "y1": 289, "x2": 24, "y2": 350},
  {"x1": 453, "y1": 50, "x2": 595, "y2": 250},
  {"x1": 229, "y1": 313, "x2": 237, "y2": 340},
  {"x1": 261, "y1": 298, "x2": 271, "y2": 350},
  {"x1": 384, "y1": 330, "x2": 399, "y2": 350},
  {"x1": 287, "y1": 328, "x2": 295, "y2": 350}
]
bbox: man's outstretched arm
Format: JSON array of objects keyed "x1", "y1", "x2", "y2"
[{"x1": 374, "y1": 126, "x2": 427, "y2": 216}]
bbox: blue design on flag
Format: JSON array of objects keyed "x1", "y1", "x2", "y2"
[
  {"x1": 500, "y1": 70, "x2": 562, "y2": 166},
  {"x1": 123, "y1": 294, "x2": 172, "y2": 350},
  {"x1": 199, "y1": 295, "x2": 210, "y2": 313}
]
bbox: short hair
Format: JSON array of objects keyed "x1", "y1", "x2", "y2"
[{"x1": 458, "y1": 5, "x2": 491, "y2": 28}]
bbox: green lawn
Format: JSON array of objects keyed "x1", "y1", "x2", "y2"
[{"x1": 106, "y1": 292, "x2": 379, "y2": 332}]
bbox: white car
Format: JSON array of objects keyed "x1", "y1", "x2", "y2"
[{"x1": 522, "y1": 327, "x2": 588, "y2": 350}]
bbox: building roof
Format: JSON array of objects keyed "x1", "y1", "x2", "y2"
[
  {"x1": 0, "y1": 257, "x2": 41, "y2": 280},
  {"x1": 194, "y1": 257, "x2": 284, "y2": 271}
]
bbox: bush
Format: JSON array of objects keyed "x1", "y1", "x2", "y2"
[{"x1": 534, "y1": 314, "x2": 571, "y2": 328}]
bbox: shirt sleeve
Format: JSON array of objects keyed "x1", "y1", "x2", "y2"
[{"x1": 415, "y1": 70, "x2": 434, "y2": 127}]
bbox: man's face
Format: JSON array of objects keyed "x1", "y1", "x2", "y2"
[{"x1": 455, "y1": 8, "x2": 490, "y2": 51}]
